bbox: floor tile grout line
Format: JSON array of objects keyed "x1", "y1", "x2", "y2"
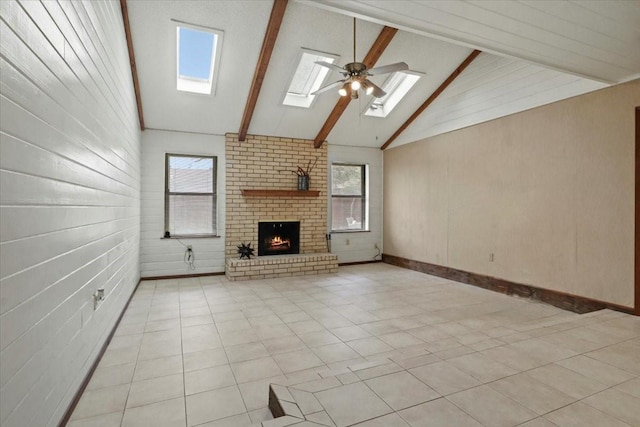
[
  {"x1": 301, "y1": 337, "x2": 631, "y2": 425},
  {"x1": 577, "y1": 387, "x2": 638, "y2": 427},
  {"x1": 445, "y1": 348, "x2": 638, "y2": 424},
  {"x1": 441, "y1": 389, "x2": 530, "y2": 427},
  {"x1": 117, "y1": 281, "x2": 153, "y2": 427},
  {"x1": 204, "y1": 279, "x2": 259, "y2": 425},
  {"x1": 178, "y1": 282, "x2": 189, "y2": 427},
  {"x1": 71, "y1": 267, "x2": 639, "y2": 426}
]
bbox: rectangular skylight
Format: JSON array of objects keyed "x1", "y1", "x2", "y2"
[
  {"x1": 176, "y1": 24, "x2": 223, "y2": 94},
  {"x1": 283, "y1": 48, "x2": 339, "y2": 108},
  {"x1": 365, "y1": 71, "x2": 422, "y2": 118}
]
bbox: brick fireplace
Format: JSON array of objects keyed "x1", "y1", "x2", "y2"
[{"x1": 225, "y1": 133, "x2": 337, "y2": 280}]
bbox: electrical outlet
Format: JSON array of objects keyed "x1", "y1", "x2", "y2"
[
  {"x1": 374, "y1": 243, "x2": 379, "y2": 249},
  {"x1": 346, "y1": 239, "x2": 350, "y2": 246},
  {"x1": 489, "y1": 253, "x2": 494, "y2": 262},
  {"x1": 93, "y1": 288, "x2": 105, "y2": 310}
]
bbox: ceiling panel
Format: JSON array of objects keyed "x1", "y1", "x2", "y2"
[
  {"x1": 391, "y1": 53, "x2": 608, "y2": 148},
  {"x1": 249, "y1": 2, "x2": 474, "y2": 146},
  {"x1": 303, "y1": 0, "x2": 640, "y2": 83},
  {"x1": 126, "y1": 0, "x2": 272, "y2": 135},
  {"x1": 323, "y1": 31, "x2": 474, "y2": 147},
  {"x1": 125, "y1": 0, "x2": 636, "y2": 148},
  {"x1": 246, "y1": 2, "x2": 387, "y2": 141}
]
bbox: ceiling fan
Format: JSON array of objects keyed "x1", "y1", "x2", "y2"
[{"x1": 312, "y1": 17, "x2": 408, "y2": 99}]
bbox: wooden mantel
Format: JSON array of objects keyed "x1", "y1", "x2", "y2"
[{"x1": 241, "y1": 189, "x2": 320, "y2": 197}]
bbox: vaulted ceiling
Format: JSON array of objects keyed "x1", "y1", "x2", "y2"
[{"x1": 126, "y1": 0, "x2": 640, "y2": 149}]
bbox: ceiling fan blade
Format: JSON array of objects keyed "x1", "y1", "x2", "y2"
[
  {"x1": 311, "y1": 80, "x2": 345, "y2": 95},
  {"x1": 315, "y1": 61, "x2": 345, "y2": 73},
  {"x1": 366, "y1": 61, "x2": 409, "y2": 75},
  {"x1": 367, "y1": 80, "x2": 387, "y2": 98}
]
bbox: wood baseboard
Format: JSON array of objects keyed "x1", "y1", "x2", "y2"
[
  {"x1": 383, "y1": 254, "x2": 634, "y2": 315},
  {"x1": 338, "y1": 260, "x2": 382, "y2": 266},
  {"x1": 58, "y1": 278, "x2": 143, "y2": 427},
  {"x1": 635, "y1": 106, "x2": 640, "y2": 315},
  {"x1": 141, "y1": 271, "x2": 225, "y2": 281}
]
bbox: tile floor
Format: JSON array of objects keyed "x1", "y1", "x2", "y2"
[{"x1": 68, "y1": 264, "x2": 640, "y2": 427}]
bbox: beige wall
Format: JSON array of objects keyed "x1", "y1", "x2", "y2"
[
  {"x1": 384, "y1": 80, "x2": 640, "y2": 307},
  {"x1": 226, "y1": 134, "x2": 328, "y2": 258}
]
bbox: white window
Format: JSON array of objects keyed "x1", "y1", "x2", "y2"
[
  {"x1": 365, "y1": 71, "x2": 422, "y2": 117},
  {"x1": 283, "y1": 48, "x2": 339, "y2": 108},
  {"x1": 165, "y1": 154, "x2": 217, "y2": 237},
  {"x1": 331, "y1": 164, "x2": 368, "y2": 232},
  {"x1": 176, "y1": 24, "x2": 223, "y2": 94}
]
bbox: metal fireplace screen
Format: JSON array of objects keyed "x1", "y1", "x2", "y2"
[{"x1": 258, "y1": 221, "x2": 300, "y2": 256}]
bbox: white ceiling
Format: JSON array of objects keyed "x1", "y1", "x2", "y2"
[{"x1": 127, "y1": 0, "x2": 639, "y2": 149}]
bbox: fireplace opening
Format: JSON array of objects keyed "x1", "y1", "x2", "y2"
[{"x1": 258, "y1": 221, "x2": 300, "y2": 256}]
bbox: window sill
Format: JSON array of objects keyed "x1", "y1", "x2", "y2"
[
  {"x1": 161, "y1": 235, "x2": 221, "y2": 239},
  {"x1": 331, "y1": 230, "x2": 370, "y2": 234}
]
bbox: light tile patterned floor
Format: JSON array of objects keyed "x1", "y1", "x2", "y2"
[{"x1": 68, "y1": 264, "x2": 640, "y2": 427}]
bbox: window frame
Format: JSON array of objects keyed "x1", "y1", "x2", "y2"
[
  {"x1": 330, "y1": 163, "x2": 369, "y2": 233},
  {"x1": 282, "y1": 48, "x2": 340, "y2": 109},
  {"x1": 175, "y1": 21, "x2": 224, "y2": 95},
  {"x1": 363, "y1": 71, "x2": 422, "y2": 118},
  {"x1": 164, "y1": 153, "x2": 218, "y2": 238}
]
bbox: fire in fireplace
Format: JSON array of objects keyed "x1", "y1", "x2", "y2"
[{"x1": 258, "y1": 221, "x2": 300, "y2": 256}]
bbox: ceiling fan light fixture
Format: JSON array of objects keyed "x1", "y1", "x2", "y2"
[
  {"x1": 313, "y1": 17, "x2": 410, "y2": 100},
  {"x1": 362, "y1": 80, "x2": 374, "y2": 95}
]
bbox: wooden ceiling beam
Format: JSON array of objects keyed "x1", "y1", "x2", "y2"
[
  {"x1": 380, "y1": 49, "x2": 482, "y2": 150},
  {"x1": 314, "y1": 26, "x2": 398, "y2": 149},
  {"x1": 238, "y1": 0, "x2": 288, "y2": 142},
  {"x1": 120, "y1": 0, "x2": 144, "y2": 130}
]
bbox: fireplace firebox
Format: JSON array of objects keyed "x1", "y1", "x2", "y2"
[{"x1": 258, "y1": 221, "x2": 300, "y2": 256}]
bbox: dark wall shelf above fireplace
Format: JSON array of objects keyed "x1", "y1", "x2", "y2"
[{"x1": 241, "y1": 189, "x2": 320, "y2": 197}]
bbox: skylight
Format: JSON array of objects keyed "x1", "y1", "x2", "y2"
[
  {"x1": 365, "y1": 71, "x2": 422, "y2": 118},
  {"x1": 176, "y1": 24, "x2": 223, "y2": 94},
  {"x1": 283, "y1": 49, "x2": 339, "y2": 108}
]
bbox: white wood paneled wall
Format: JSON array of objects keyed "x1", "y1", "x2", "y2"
[
  {"x1": 140, "y1": 129, "x2": 226, "y2": 277},
  {"x1": 0, "y1": 1, "x2": 141, "y2": 426},
  {"x1": 327, "y1": 145, "x2": 383, "y2": 264}
]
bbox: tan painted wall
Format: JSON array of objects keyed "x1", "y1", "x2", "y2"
[{"x1": 384, "y1": 80, "x2": 640, "y2": 307}]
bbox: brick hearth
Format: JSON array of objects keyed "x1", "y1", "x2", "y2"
[{"x1": 225, "y1": 253, "x2": 338, "y2": 281}]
